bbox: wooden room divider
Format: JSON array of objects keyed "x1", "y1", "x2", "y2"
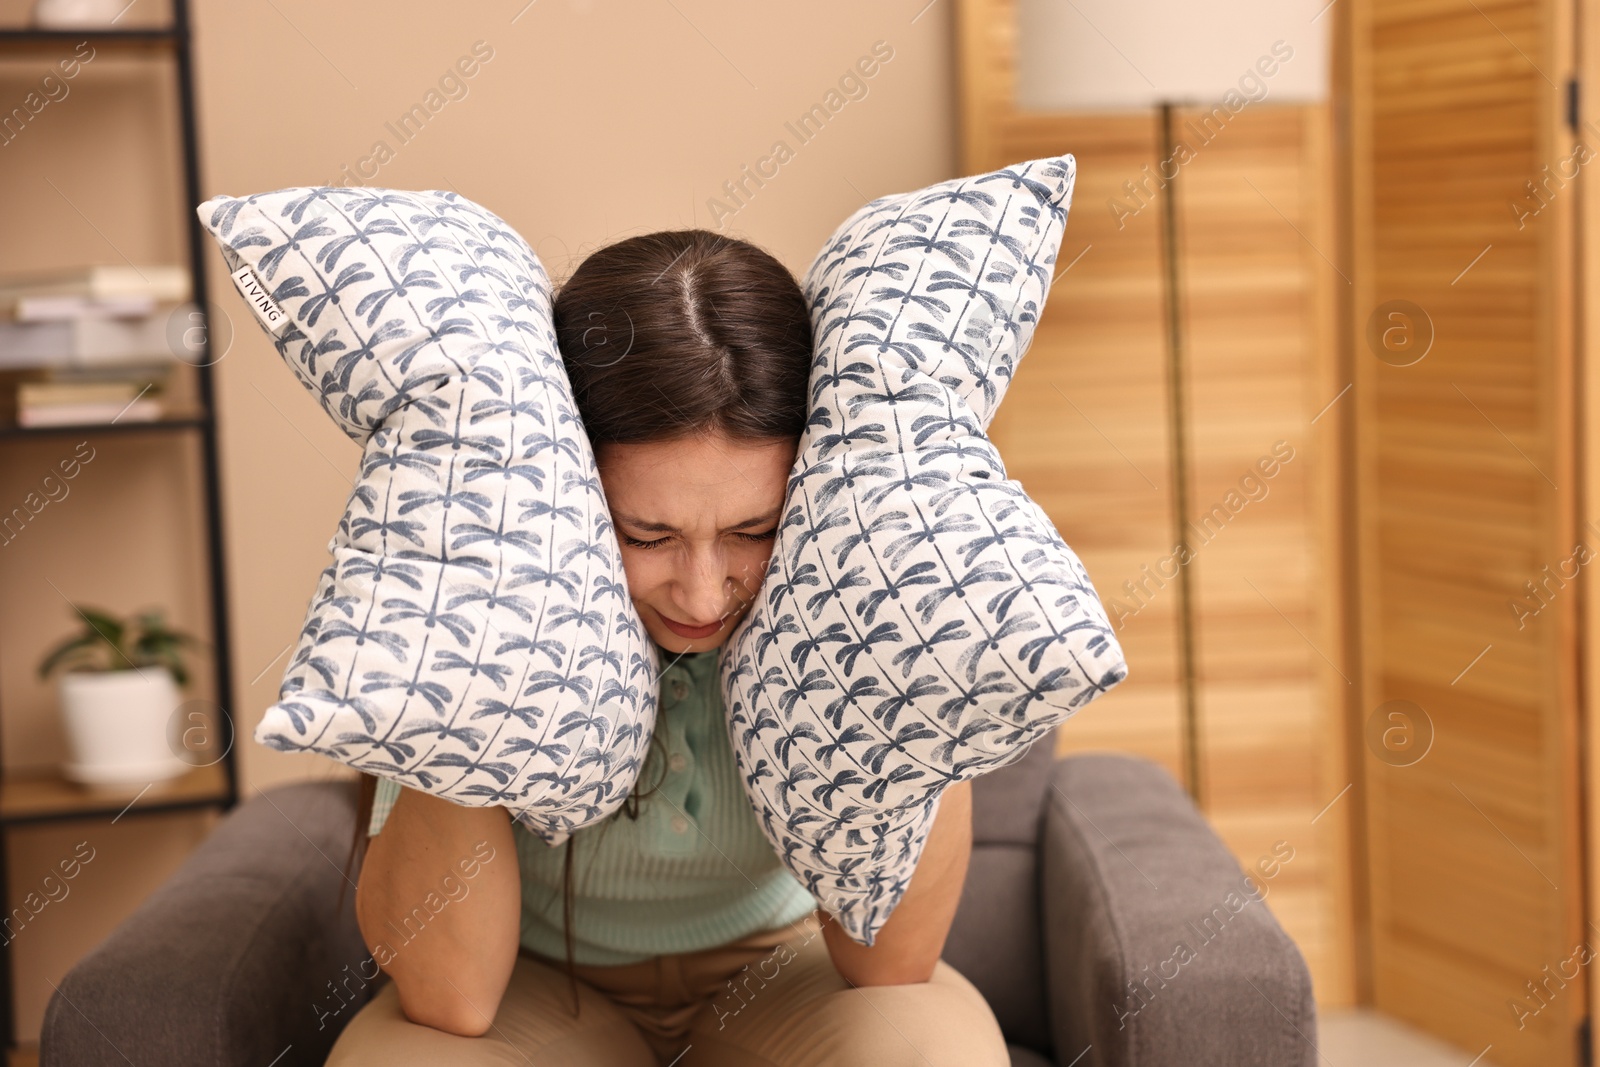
[
  {"x1": 958, "y1": 0, "x2": 1600, "y2": 1062},
  {"x1": 1345, "y1": 0, "x2": 1588, "y2": 1063},
  {"x1": 957, "y1": 0, "x2": 1357, "y2": 1015}
]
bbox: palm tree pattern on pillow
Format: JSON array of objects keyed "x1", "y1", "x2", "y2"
[
  {"x1": 719, "y1": 154, "x2": 1128, "y2": 944},
  {"x1": 195, "y1": 188, "x2": 658, "y2": 846}
]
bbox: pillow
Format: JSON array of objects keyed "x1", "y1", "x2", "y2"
[
  {"x1": 719, "y1": 153, "x2": 1128, "y2": 944},
  {"x1": 196, "y1": 187, "x2": 657, "y2": 846}
]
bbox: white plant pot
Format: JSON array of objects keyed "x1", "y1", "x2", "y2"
[{"x1": 58, "y1": 668, "x2": 188, "y2": 787}]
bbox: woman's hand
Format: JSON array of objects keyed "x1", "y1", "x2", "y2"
[
  {"x1": 819, "y1": 779, "x2": 973, "y2": 986},
  {"x1": 354, "y1": 786, "x2": 522, "y2": 1035}
]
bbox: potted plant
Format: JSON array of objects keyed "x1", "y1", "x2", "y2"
[{"x1": 38, "y1": 606, "x2": 198, "y2": 787}]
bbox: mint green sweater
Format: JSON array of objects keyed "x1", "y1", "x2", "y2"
[{"x1": 366, "y1": 641, "x2": 818, "y2": 965}]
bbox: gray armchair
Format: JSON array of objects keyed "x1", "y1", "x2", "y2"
[{"x1": 42, "y1": 739, "x2": 1316, "y2": 1066}]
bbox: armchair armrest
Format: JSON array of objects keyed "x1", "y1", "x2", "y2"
[
  {"x1": 1040, "y1": 754, "x2": 1316, "y2": 1067},
  {"x1": 42, "y1": 780, "x2": 377, "y2": 1067}
]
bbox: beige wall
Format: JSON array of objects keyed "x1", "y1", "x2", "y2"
[{"x1": 0, "y1": 0, "x2": 955, "y2": 1041}]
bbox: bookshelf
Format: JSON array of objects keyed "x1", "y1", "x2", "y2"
[{"x1": 0, "y1": 0, "x2": 237, "y2": 1057}]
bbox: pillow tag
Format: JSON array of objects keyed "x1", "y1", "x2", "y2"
[{"x1": 228, "y1": 264, "x2": 291, "y2": 334}]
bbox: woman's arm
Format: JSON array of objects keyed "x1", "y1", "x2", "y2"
[
  {"x1": 819, "y1": 778, "x2": 973, "y2": 986},
  {"x1": 355, "y1": 786, "x2": 522, "y2": 1036}
]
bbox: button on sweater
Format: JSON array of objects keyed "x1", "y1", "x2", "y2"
[{"x1": 366, "y1": 640, "x2": 818, "y2": 965}]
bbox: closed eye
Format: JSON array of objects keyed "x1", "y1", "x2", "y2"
[{"x1": 621, "y1": 530, "x2": 777, "y2": 551}]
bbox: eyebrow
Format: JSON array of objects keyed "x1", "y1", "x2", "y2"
[{"x1": 612, "y1": 509, "x2": 781, "y2": 535}]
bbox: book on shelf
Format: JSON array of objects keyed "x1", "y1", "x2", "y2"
[
  {"x1": 0, "y1": 302, "x2": 198, "y2": 369},
  {"x1": 18, "y1": 398, "x2": 162, "y2": 428},
  {"x1": 0, "y1": 265, "x2": 189, "y2": 305},
  {"x1": 5, "y1": 294, "x2": 159, "y2": 322},
  {"x1": 0, "y1": 367, "x2": 169, "y2": 428}
]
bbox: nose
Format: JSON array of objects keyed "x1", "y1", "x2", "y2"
[{"x1": 673, "y1": 549, "x2": 753, "y2": 625}]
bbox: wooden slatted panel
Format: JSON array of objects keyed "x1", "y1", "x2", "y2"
[
  {"x1": 1582, "y1": 4, "x2": 1600, "y2": 1061},
  {"x1": 983, "y1": 112, "x2": 1186, "y2": 779},
  {"x1": 1172, "y1": 101, "x2": 1355, "y2": 1006},
  {"x1": 1350, "y1": 0, "x2": 1582, "y2": 1061},
  {"x1": 959, "y1": 0, "x2": 1354, "y2": 1010}
]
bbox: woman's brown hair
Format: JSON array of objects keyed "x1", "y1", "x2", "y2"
[{"x1": 342, "y1": 227, "x2": 812, "y2": 1013}]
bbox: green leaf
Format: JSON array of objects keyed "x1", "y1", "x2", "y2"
[
  {"x1": 77, "y1": 607, "x2": 125, "y2": 648},
  {"x1": 37, "y1": 635, "x2": 105, "y2": 679}
]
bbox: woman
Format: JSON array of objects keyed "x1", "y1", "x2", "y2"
[{"x1": 325, "y1": 229, "x2": 1010, "y2": 1066}]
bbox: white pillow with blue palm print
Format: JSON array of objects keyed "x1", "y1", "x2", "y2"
[
  {"x1": 719, "y1": 153, "x2": 1128, "y2": 944},
  {"x1": 196, "y1": 187, "x2": 657, "y2": 846}
]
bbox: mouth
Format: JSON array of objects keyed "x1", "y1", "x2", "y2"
[{"x1": 658, "y1": 610, "x2": 726, "y2": 640}]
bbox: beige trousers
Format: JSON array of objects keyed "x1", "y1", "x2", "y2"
[{"x1": 324, "y1": 915, "x2": 1010, "y2": 1066}]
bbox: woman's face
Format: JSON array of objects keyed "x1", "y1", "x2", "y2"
[{"x1": 597, "y1": 430, "x2": 796, "y2": 655}]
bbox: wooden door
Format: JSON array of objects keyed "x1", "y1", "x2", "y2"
[
  {"x1": 1584, "y1": 2, "x2": 1600, "y2": 1063},
  {"x1": 1345, "y1": 0, "x2": 1585, "y2": 1062}
]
